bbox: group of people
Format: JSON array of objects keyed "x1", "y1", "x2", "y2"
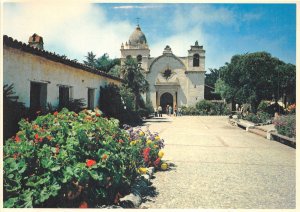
[{"x1": 154, "y1": 104, "x2": 182, "y2": 117}]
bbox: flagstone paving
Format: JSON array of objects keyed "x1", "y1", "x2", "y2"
[{"x1": 140, "y1": 115, "x2": 296, "y2": 209}]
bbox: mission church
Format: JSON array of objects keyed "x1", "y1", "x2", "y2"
[
  {"x1": 121, "y1": 25, "x2": 206, "y2": 112},
  {"x1": 3, "y1": 24, "x2": 205, "y2": 113}
]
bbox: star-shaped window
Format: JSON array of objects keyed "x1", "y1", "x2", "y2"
[{"x1": 163, "y1": 69, "x2": 172, "y2": 80}]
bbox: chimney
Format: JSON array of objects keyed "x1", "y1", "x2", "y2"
[{"x1": 28, "y1": 33, "x2": 44, "y2": 50}]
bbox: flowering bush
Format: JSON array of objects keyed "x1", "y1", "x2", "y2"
[
  {"x1": 3, "y1": 108, "x2": 164, "y2": 208},
  {"x1": 273, "y1": 115, "x2": 296, "y2": 138},
  {"x1": 287, "y1": 103, "x2": 296, "y2": 114}
]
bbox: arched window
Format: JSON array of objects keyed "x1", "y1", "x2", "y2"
[
  {"x1": 193, "y1": 54, "x2": 200, "y2": 67},
  {"x1": 137, "y1": 55, "x2": 142, "y2": 62}
]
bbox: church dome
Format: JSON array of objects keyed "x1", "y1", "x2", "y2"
[{"x1": 128, "y1": 25, "x2": 147, "y2": 46}]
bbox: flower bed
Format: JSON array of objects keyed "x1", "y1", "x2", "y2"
[
  {"x1": 273, "y1": 114, "x2": 296, "y2": 138},
  {"x1": 242, "y1": 111, "x2": 272, "y2": 125},
  {"x1": 3, "y1": 108, "x2": 165, "y2": 208}
]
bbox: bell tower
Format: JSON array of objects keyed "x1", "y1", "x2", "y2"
[
  {"x1": 120, "y1": 25, "x2": 150, "y2": 72},
  {"x1": 187, "y1": 41, "x2": 205, "y2": 72}
]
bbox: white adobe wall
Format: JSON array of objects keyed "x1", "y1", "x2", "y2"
[
  {"x1": 186, "y1": 72, "x2": 205, "y2": 106},
  {"x1": 147, "y1": 55, "x2": 188, "y2": 108},
  {"x1": 3, "y1": 46, "x2": 121, "y2": 109}
]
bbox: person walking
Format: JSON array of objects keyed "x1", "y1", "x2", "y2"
[
  {"x1": 178, "y1": 107, "x2": 182, "y2": 116},
  {"x1": 158, "y1": 105, "x2": 162, "y2": 117},
  {"x1": 174, "y1": 104, "x2": 177, "y2": 116},
  {"x1": 168, "y1": 105, "x2": 172, "y2": 116},
  {"x1": 166, "y1": 105, "x2": 169, "y2": 116}
]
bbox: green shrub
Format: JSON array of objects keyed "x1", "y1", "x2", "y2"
[
  {"x1": 195, "y1": 100, "x2": 214, "y2": 114},
  {"x1": 257, "y1": 101, "x2": 269, "y2": 112},
  {"x1": 99, "y1": 84, "x2": 142, "y2": 126},
  {"x1": 273, "y1": 115, "x2": 296, "y2": 138},
  {"x1": 58, "y1": 98, "x2": 86, "y2": 113},
  {"x1": 211, "y1": 102, "x2": 230, "y2": 115},
  {"x1": 181, "y1": 106, "x2": 199, "y2": 115},
  {"x1": 181, "y1": 101, "x2": 229, "y2": 116},
  {"x1": 243, "y1": 113, "x2": 261, "y2": 123},
  {"x1": 3, "y1": 108, "x2": 164, "y2": 208},
  {"x1": 243, "y1": 112, "x2": 272, "y2": 124},
  {"x1": 3, "y1": 84, "x2": 28, "y2": 140}
]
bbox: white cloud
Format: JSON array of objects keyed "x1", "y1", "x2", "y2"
[
  {"x1": 3, "y1": 2, "x2": 132, "y2": 61},
  {"x1": 170, "y1": 4, "x2": 237, "y2": 32}
]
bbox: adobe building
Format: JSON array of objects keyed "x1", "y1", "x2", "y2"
[
  {"x1": 3, "y1": 34, "x2": 122, "y2": 112},
  {"x1": 120, "y1": 25, "x2": 206, "y2": 112}
]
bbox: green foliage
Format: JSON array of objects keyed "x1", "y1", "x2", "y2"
[
  {"x1": 204, "y1": 68, "x2": 222, "y2": 100},
  {"x1": 121, "y1": 58, "x2": 149, "y2": 111},
  {"x1": 195, "y1": 100, "x2": 214, "y2": 113},
  {"x1": 181, "y1": 106, "x2": 199, "y2": 115},
  {"x1": 83, "y1": 52, "x2": 97, "y2": 69},
  {"x1": 58, "y1": 98, "x2": 86, "y2": 113},
  {"x1": 83, "y1": 52, "x2": 120, "y2": 73},
  {"x1": 3, "y1": 84, "x2": 27, "y2": 140},
  {"x1": 181, "y1": 100, "x2": 230, "y2": 116},
  {"x1": 273, "y1": 115, "x2": 296, "y2": 138},
  {"x1": 243, "y1": 111, "x2": 272, "y2": 124},
  {"x1": 257, "y1": 100, "x2": 269, "y2": 112},
  {"x1": 3, "y1": 108, "x2": 164, "y2": 208},
  {"x1": 214, "y1": 52, "x2": 295, "y2": 112},
  {"x1": 99, "y1": 83, "x2": 142, "y2": 126}
]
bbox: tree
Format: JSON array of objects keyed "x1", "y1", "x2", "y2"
[
  {"x1": 214, "y1": 52, "x2": 294, "y2": 112},
  {"x1": 83, "y1": 52, "x2": 120, "y2": 73},
  {"x1": 205, "y1": 68, "x2": 222, "y2": 100},
  {"x1": 121, "y1": 58, "x2": 149, "y2": 111},
  {"x1": 83, "y1": 51, "x2": 97, "y2": 68}
]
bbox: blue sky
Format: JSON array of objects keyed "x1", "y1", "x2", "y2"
[{"x1": 3, "y1": 2, "x2": 296, "y2": 70}]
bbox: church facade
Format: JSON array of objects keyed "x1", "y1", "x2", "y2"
[{"x1": 121, "y1": 25, "x2": 206, "y2": 112}]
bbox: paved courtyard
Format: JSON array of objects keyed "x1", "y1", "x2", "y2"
[{"x1": 140, "y1": 115, "x2": 296, "y2": 209}]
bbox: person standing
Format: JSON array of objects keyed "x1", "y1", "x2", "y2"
[
  {"x1": 178, "y1": 107, "x2": 182, "y2": 116},
  {"x1": 169, "y1": 105, "x2": 172, "y2": 116},
  {"x1": 158, "y1": 105, "x2": 162, "y2": 117},
  {"x1": 174, "y1": 104, "x2": 177, "y2": 116},
  {"x1": 166, "y1": 105, "x2": 169, "y2": 116}
]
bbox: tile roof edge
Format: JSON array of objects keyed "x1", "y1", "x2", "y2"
[{"x1": 3, "y1": 35, "x2": 124, "y2": 82}]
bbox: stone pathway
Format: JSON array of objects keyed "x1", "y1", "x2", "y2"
[{"x1": 140, "y1": 115, "x2": 296, "y2": 209}]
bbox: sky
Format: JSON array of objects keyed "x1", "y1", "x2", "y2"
[{"x1": 2, "y1": 2, "x2": 296, "y2": 70}]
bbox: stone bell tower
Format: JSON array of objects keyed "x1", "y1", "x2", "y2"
[
  {"x1": 187, "y1": 40, "x2": 205, "y2": 72},
  {"x1": 120, "y1": 25, "x2": 150, "y2": 72}
]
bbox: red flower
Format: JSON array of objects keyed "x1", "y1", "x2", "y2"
[
  {"x1": 143, "y1": 147, "x2": 151, "y2": 162},
  {"x1": 154, "y1": 157, "x2": 161, "y2": 166},
  {"x1": 96, "y1": 113, "x2": 101, "y2": 117},
  {"x1": 102, "y1": 154, "x2": 108, "y2": 161},
  {"x1": 56, "y1": 146, "x2": 60, "y2": 154},
  {"x1": 86, "y1": 159, "x2": 96, "y2": 167},
  {"x1": 13, "y1": 153, "x2": 19, "y2": 159},
  {"x1": 35, "y1": 134, "x2": 39, "y2": 139},
  {"x1": 79, "y1": 201, "x2": 88, "y2": 208},
  {"x1": 39, "y1": 137, "x2": 43, "y2": 142},
  {"x1": 118, "y1": 139, "x2": 124, "y2": 143},
  {"x1": 53, "y1": 111, "x2": 58, "y2": 116},
  {"x1": 15, "y1": 135, "x2": 21, "y2": 143}
]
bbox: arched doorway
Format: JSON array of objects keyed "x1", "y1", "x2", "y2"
[{"x1": 160, "y1": 92, "x2": 173, "y2": 113}]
